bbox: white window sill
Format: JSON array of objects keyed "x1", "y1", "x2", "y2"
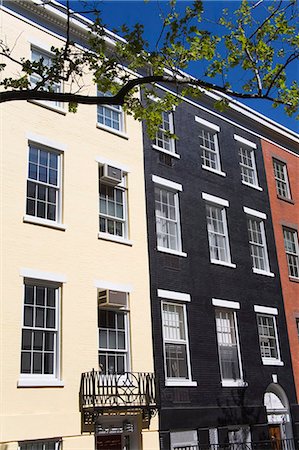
[
  {"x1": 96, "y1": 123, "x2": 128, "y2": 139},
  {"x1": 210, "y1": 259, "x2": 236, "y2": 269},
  {"x1": 152, "y1": 144, "x2": 180, "y2": 159},
  {"x1": 23, "y1": 215, "x2": 66, "y2": 231},
  {"x1": 98, "y1": 232, "x2": 133, "y2": 246},
  {"x1": 28, "y1": 100, "x2": 66, "y2": 115},
  {"x1": 18, "y1": 378, "x2": 64, "y2": 387},
  {"x1": 221, "y1": 380, "x2": 248, "y2": 388},
  {"x1": 253, "y1": 268, "x2": 275, "y2": 277},
  {"x1": 165, "y1": 379, "x2": 197, "y2": 387},
  {"x1": 289, "y1": 276, "x2": 299, "y2": 283},
  {"x1": 202, "y1": 165, "x2": 226, "y2": 177},
  {"x1": 262, "y1": 359, "x2": 284, "y2": 366},
  {"x1": 241, "y1": 181, "x2": 263, "y2": 191},
  {"x1": 157, "y1": 246, "x2": 187, "y2": 257}
]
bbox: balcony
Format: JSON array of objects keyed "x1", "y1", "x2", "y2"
[{"x1": 80, "y1": 370, "x2": 158, "y2": 427}]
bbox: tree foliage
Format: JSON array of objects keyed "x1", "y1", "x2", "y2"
[{"x1": 0, "y1": 0, "x2": 298, "y2": 136}]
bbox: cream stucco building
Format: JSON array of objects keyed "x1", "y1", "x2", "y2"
[{"x1": 0, "y1": 2, "x2": 158, "y2": 449}]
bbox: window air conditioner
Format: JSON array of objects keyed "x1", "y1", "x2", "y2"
[
  {"x1": 98, "y1": 290, "x2": 127, "y2": 308},
  {"x1": 100, "y1": 164, "x2": 122, "y2": 185}
]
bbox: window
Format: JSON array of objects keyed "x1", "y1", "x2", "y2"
[
  {"x1": 238, "y1": 146, "x2": 259, "y2": 187},
  {"x1": 202, "y1": 194, "x2": 234, "y2": 267},
  {"x1": 273, "y1": 159, "x2": 291, "y2": 200},
  {"x1": 154, "y1": 111, "x2": 175, "y2": 154},
  {"x1": 31, "y1": 47, "x2": 61, "y2": 108},
  {"x1": 26, "y1": 145, "x2": 61, "y2": 222},
  {"x1": 20, "y1": 282, "x2": 59, "y2": 379},
  {"x1": 244, "y1": 208, "x2": 272, "y2": 276},
  {"x1": 199, "y1": 126, "x2": 222, "y2": 172},
  {"x1": 155, "y1": 186, "x2": 182, "y2": 253},
  {"x1": 257, "y1": 314, "x2": 281, "y2": 363},
  {"x1": 97, "y1": 92, "x2": 124, "y2": 132},
  {"x1": 98, "y1": 308, "x2": 129, "y2": 374},
  {"x1": 215, "y1": 309, "x2": 243, "y2": 384},
  {"x1": 171, "y1": 430, "x2": 198, "y2": 450},
  {"x1": 162, "y1": 302, "x2": 192, "y2": 382},
  {"x1": 99, "y1": 168, "x2": 127, "y2": 239},
  {"x1": 296, "y1": 319, "x2": 299, "y2": 340},
  {"x1": 19, "y1": 440, "x2": 61, "y2": 450},
  {"x1": 283, "y1": 228, "x2": 299, "y2": 279}
]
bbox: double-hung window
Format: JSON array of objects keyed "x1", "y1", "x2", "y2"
[
  {"x1": 153, "y1": 175, "x2": 185, "y2": 256},
  {"x1": 296, "y1": 319, "x2": 299, "y2": 340},
  {"x1": 19, "y1": 440, "x2": 61, "y2": 450},
  {"x1": 202, "y1": 193, "x2": 235, "y2": 268},
  {"x1": 26, "y1": 144, "x2": 61, "y2": 223},
  {"x1": 234, "y1": 135, "x2": 260, "y2": 189},
  {"x1": 99, "y1": 166, "x2": 128, "y2": 240},
  {"x1": 283, "y1": 228, "x2": 299, "y2": 279},
  {"x1": 31, "y1": 47, "x2": 61, "y2": 109},
  {"x1": 273, "y1": 159, "x2": 292, "y2": 200},
  {"x1": 244, "y1": 207, "x2": 273, "y2": 276},
  {"x1": 154, "y1": 111, "x2": 176, "y2": 154},
  {"x1": 213, "y1": 300, "x2": 243, "y2": 387},
  {"x1": 20, "y1": 281, "x2": 60, "y2": 381},
  {"x1": 255, "y1": 306, "x2": 282, "y2": 365},
  {"x1": 195, "y1": 116, "x2": 224, "y2": 175},
  {"x1": 161, "y1": 301, "x2": 193, "y2": 384},
  {"x1": 97, "y1": 91, "x2": 124, "y2": 132},
  {"x1": 98, "y1": 307, "x2": 129, "y2": 374}
]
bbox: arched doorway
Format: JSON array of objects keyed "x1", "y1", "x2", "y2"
[{"x1": 264, "y1": 383, "x2": 293, "y2": 445}]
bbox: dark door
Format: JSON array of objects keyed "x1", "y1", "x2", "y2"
[
  {"x1": 96, "y1": 435, "x2": 122, "y2": 450},
  {"x1": 269, "y1": 425, "x2": 282, "y2": 450}
]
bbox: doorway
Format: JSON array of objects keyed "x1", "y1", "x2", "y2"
[{"x1": 96, "y1": 435, "x2": 122, "y2": 450}]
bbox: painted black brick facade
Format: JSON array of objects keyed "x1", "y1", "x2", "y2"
[{"x1": 142, "y1": 90, "x2": 299, "y2": 448}]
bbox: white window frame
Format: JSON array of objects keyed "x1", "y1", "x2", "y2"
[
  {"x1": 255, "y1": 307, "x2": 283, "y2": 366},
  {"x1": 97, "y1": 91, "x2": 126, "y2": 137},
  {"x1": 234, "y1": 135, "x2": 261, "y2": 190},
  {"x1": 98, "y1": 305, "x2": 130, "y2": 375},
  {"x1": 98, "y1": 167, "x2": 130, "y2": 245},
  {"x1": 273, "y1": 159, "x2": 292, "y2": 200},
  {"x1": 30, "y1": 46, "x2": 64, "y2": 113},
  {"x1": 244, "y1": 207, "x2": 274, "y2": 277},
  {"x1": 214, "y1": 302, "x2": 244, "y2": 387},
  {"x1": 283, "y1": 227, "x2": 299, "y2": 279},
  {"x1": 171, "y1": 430, "x2": 199, "y2": 450},
  {"x1": 202, "y1": 193, "x2": 235, "y2": 268},
  {"x1": 153, "y1": 176, "x2": 186, "y2": 257},
  {"x1": 195, "y1": 116, "x2": 225, "y2": 177},
  {"x1": 160, "y1": 297, "x2": 196, "y2": 387},
  {"x1": 152, "y1": 111, "x2": 179, "y2": 158},
  {"x1": 19, "y1": 439, "x2": 61, "y2": 450},
  {"x1": 18, "y1": 279, "x2": 63, "y2": 387}
]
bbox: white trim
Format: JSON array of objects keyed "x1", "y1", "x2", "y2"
[
  {"x1": 241, "y1": 181, "x2": 263, "y2": 191},
  {"x1": 18, "y1": 377, "x2": 64, "y2": 387},
  {"x1": 195, "y1": 116, "x2": 220, "y2": 132},
  {"x1": 23, "y1": 215, "x2": 67, "y2": 230},
  {"x1": 243, "y1": 207, "x2": 267, "y2": 220},
  {"x1": 157, "y1": 246, "x2": 187, "y2": 257},
  {"x1": 96, "y1": 157, "x2": 130, "y2": 173},
  {"x1": 28, "y1": 37, "x2": 54, "y2": 54},
  {"x1": 157, "y1": 289, "x2": 191, "y2": 302},
  {"x1": 152, "y1": 175, "x2": 183, "y2": 192},
  {"x1": 254, "y1": 305, "x2": 278, "y2": 315},
  {"x1": 202, "y1": 165, "x2": 226, "y2": 177},
  {"x1": 210, "y1": 259, "x2": 236, "y2": 269},
  {"x1": 212, "y1": 299, "x2": 240, "y2": 310},
  {"x1": 165, "y1": 380, "x2": 197, "y2": 387},
  {"x1": 152, "y1": 144, "x2": 181, "y2": 159},
  {"x1": 26, "y1": 132, "x2": 67, "y2": 152},
  {"x1": 20, "y1": 268, "x2": 66, "y2": 283},
  {"x1": 221, "y1": 380, "x2": 248, "y2": 387},
  {"x1": 262, "y1": 359, "x2": 284, "y2": 366},
  {"x1": 98, "y1": 233, "x2": 133, "y2": 246},
  {"x1": 94, "y1": 280, "x2": 132, "y2": 293},
  {"x1": 28, "y1": 99, "x2": 66, "y2": 115},
  {"x1": 96, "y1": 123, "x2": 129, "y2": 140},
  {"x1": 234, "y1": 134, "x2": 257, "y2": 149},
  {"x1": 253, "y1": 268, "x2": 275, "y2": 277},
  {"x1": 202, "y1": 192, "x2": 229, "y2": 207}
]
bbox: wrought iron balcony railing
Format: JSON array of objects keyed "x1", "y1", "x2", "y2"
[
  {"x1": 173, "y1": 439, "x2": 299, "y2": 450},
  {"x1": 80, "y1": 370, "x2": 157, "y2": 411}
]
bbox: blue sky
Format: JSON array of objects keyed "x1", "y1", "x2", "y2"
[{"x1": 63, "y1": 0, "x2": 298, "y2": 133}]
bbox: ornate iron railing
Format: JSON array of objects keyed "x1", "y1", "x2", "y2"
[
  {"x1": 174, "y1": 439, "x2": 299, "y2": 450},
  {"x1": 80, "y1": 370, "x2": 157, "y2": 410}
]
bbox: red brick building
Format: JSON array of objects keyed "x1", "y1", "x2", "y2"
[{"x1": 262, "y1": 138, "x2": 299, "y2": 400}]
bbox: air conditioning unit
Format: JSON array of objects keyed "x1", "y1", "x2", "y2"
[
  {"x1": 100, "y1": 164, "x2": 122, "y2": 185},
  {"x1": 98, "y1": 290, "x2": 127, "y2": 308}
]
